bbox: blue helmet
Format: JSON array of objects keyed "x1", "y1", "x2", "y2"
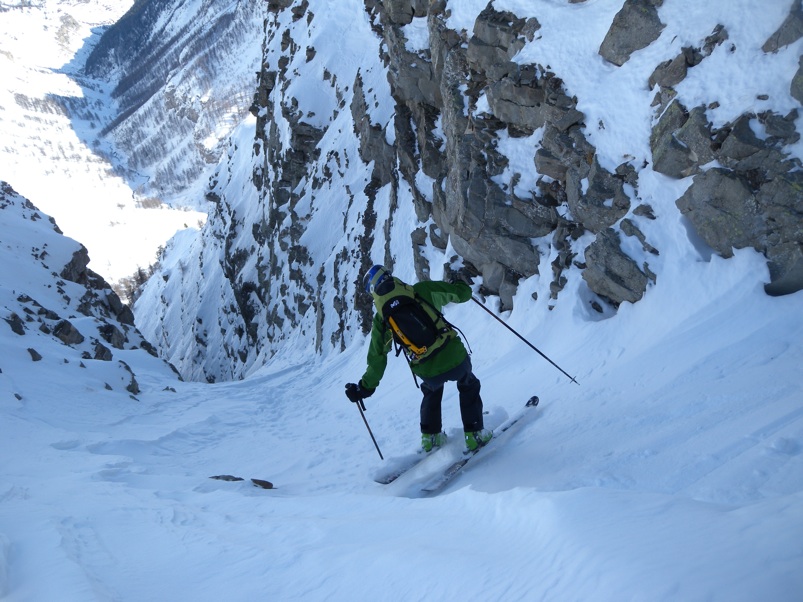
[{"x1": 363, "y1": 265, "x2": 392, "y2": 294}]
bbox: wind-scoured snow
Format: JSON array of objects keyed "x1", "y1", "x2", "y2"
[{"x1": 1, "y1": 0, "x2": 802, "y2": 600}]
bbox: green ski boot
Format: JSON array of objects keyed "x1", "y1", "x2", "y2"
[
  {"x1": 421, "y1": 432, "x2": 447, "y2": 453},
  {"x1": 464, "y1": 429, "x2": 493, "y2": 451}
]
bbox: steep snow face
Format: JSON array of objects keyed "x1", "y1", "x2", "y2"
[
  {"x1": 1, "y1": 177, "x2": 802, "y2": 600},
  {"x1": 1, "y1": 4, "x2": 802, "y2": 599},
  {"x1": 135, "y1": 0, "x2": 410, "y2": 382},
  {"x1": 135, "y1": 0, "x2": 802, "y2": 383},
  {"x1": 0, "y1": 0, "x2": 206, "y2": 285}
]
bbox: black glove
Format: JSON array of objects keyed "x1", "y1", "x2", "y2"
[{"x1": 345, "y1": 381, "x2": 375, "y2": 404}]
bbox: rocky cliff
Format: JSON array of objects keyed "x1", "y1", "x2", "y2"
[{"x1": 133, "y1": 0, "x2": 803, "y2": 382}]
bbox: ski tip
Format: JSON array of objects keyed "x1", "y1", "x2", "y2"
[{"x1": 526, "y1": 395, "x2": 539, "y2": 407}]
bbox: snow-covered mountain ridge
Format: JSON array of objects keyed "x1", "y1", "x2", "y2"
[
  {"x1": 0, "y1": 181, "x2": 180, "y2": 401},
  {"x1": 80, "y1": 0, "x2": 266, "y2": 205}
]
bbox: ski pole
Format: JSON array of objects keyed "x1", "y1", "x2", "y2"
[
  {"x1": 472, "y1": 296, "x2": 579, "y2": 385},
  {"x1": 355, "y1": 399, "x2": 384, "y2": 459}
]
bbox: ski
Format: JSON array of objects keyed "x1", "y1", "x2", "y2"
[
  {"x1": 373, "y1": 443, "x2": 457, "y2": 484},
  {"x1": 209, "y1": 475, "x2": 274, "y2": 490},
  {"x1": 419, "y1": 395, "x2": 539, "y2": 495},
  {"x1": 374, "y1": 408, "x2": 507, "y2": 485},
  {"x1": 373, "y1": 453, "x2": 428, "y2": 484}
]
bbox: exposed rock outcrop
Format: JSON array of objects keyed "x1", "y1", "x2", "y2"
[
  {"x1": 677, "y1": 169, "x2": 803, "y2": 296},
  {"x1": 1, "y1": 181, "x2": 175, "y2": 396},
  {"x1": 653, "y1": 102, "x2": 802, "y2": 295},
  {"x1": 642, "y1": 2, "x2": 803, "y2": 297},
  {"x1": 599, "y1": 0, "x2": 666, "y2": 66},
  {"x1": 792, "y1": 56, "x2": 803, "y2": 103},
  {"x1": 583, "y1": 228, "x2": 649, "y2": 306},
  {"x1": 762, "y1": 0, "x2": 803, "y2": 53}
]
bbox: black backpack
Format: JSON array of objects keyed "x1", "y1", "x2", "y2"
[{"x1": 373, "y1": 280, "x2": 456, "y2": 363}]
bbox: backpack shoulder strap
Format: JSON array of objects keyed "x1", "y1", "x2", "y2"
[{"x1": 414, "y1": 291, "x2": 473, "y2": 355}]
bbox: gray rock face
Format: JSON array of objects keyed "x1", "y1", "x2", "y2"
[
  {"x1": 649, "y1": 52, "x2": 689, "y2": 90},
  {"x1": 54, "y1": 320, "x2": 85, "y2": 346},
  {"x1": 467, "y1": 5, "x2": 538, "y2": 81},
  {"x1": 270, "y1": 2, "x2": 800, "y2": 320},
  {"x1": 756, "y1": 172, "x2": 803, "y2": 296},
  {"x1": 567, "y1": 157, "x2": 631, "y2": 233},
  {"x1": 651, "y1": 101, "x2": 715, "y2": 178},
  {"x1": 4, "y1": 313, "x2": 26, "y2": 336},
  {"x1": 582, "y1": 229, "x2": 649, "y2": 305},
  {"x1": 762, "y1": 0, "x2": 803, "y2": 53},
  {"x1": 651, "y1": 93, "x2": 802, "y2": 295},
  {"x1": 792, "y1": 56, "x2": 803, "y2": 103},
  {"x1": 400, "y1": 3, "x2": 553, "y2": 307},
  {"x1": 138, "y1": 0, "x2": 803, "y2": 380},
  {"x1": 599, "y1": 0, "x2": 666, "y2": 66},
  {"x1": 352, "y1": 73, "x2": 396, "y2": 187},
  {"x1": 649, "y1": 25, "x2": 728, "y2": 94},
  {"x1": 676, "y1": 169, "x2": 762, "y2": 254},
  {"x1": 384, "y1": 0, "x2": 430, "y2": 25},
  {"x1": 676, "y1": 169, "x2": 803, "y2": 295},
  {"x1": 365, "y1": 0, "x2": 800, "y2": 309},
  {"x1": 60, "y1": 246, "x2": 136, "y2": 327}
]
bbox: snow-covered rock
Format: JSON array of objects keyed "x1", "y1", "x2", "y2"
[{"x1": 0, "y1": 181, "x2": 180, "y2": 400}]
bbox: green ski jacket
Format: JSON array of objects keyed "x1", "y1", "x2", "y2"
[{"x1": 360, "y1": 280, "x2": 472, "y2": 389}]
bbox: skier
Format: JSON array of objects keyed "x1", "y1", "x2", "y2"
[{"x1": 345, "y1": 265, "x2": 493, "y2": 453}]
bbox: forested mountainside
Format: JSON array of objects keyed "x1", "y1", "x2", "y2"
[{"x1": 82, "y1": 0, "x2": 265, "y2": 204}]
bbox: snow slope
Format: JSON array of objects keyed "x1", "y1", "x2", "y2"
[{"x1": 2, "y1": 197, "x2": 802, "y2": 599}]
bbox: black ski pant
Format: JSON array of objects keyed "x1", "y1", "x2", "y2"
[{"x1": 419, "y1": 356, "x2": 484, "y2": 434}]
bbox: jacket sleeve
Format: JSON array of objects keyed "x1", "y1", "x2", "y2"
[
  {"x1": 360, "y1": 312, "x2": 393, "y2": 390},
  {"x1": 416, "y1": 280, "x2": 472, "y2": 309}
]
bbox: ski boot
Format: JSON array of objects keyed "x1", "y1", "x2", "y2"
[
  {"x1": 421, "y1": 432, "x2": 447, "y2": 453},
  {"x1": 464, "y1": 429, "x2": 493, "y2": 452}
]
